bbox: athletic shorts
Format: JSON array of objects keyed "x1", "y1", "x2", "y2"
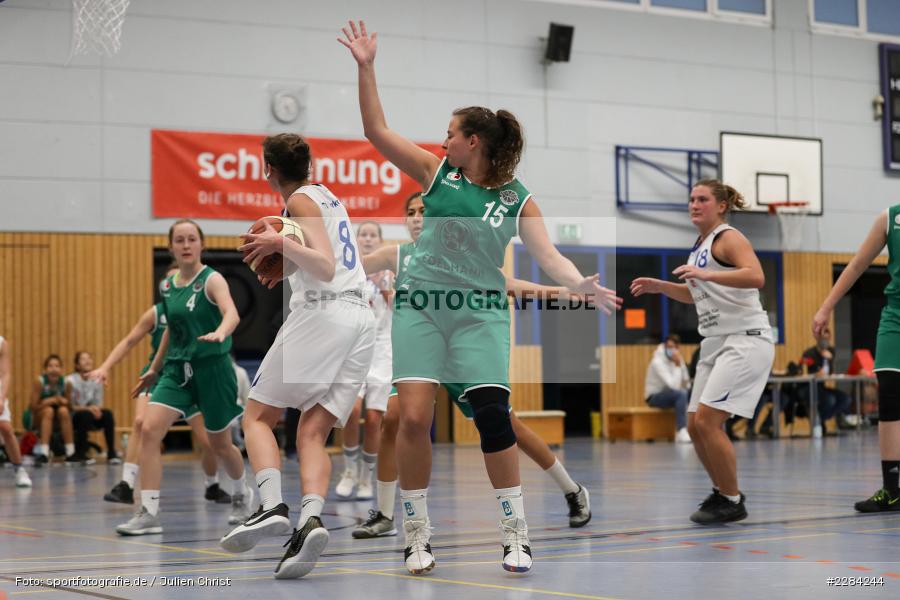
[
  {"x1": 392, "y1": 278, "x2": 511, "y2": 393},
  {"x1": 875, "y1": 305, "x2": 900, "y2": 371},
  {"x1": 249, "y1": 298, "x2": 375, "y2": 428},
  {"x1": 689, "y1": 333, "x2": 775, "y2": 419},
  {"x1": 150, "y1": 354, "x2": 239, "y2": 432},
  {"x1": 358, "y1": 341, "x2": 392, "y2": 413},
  {"x1": 0, "y1": 401, "x2": 10, "y2": 423}
]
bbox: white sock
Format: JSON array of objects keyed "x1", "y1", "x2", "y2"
[
  {"x1": 141, "y1": 490, "x2": 160, "y2": 516},
  {"x1": 343, "y1": 444, "x2": 359, "y2": 473},
  {"x1": 205, "y1": 473, "x2": 218, "y2": 487},
  {"x1": 255, "y1": 467, "x2": 283, "y2": 510},
  {"x1": 65, "y1": 443, "x2": 75, "y2": 457},
  {"x1": 298, "y1": 493, "x2": 325, "y2": 529},
  {"x1": 122, "y1": 462, "x2": 139, "y2": 488},
  {"x1": 496, "y1": 485, "x2": 525, "y2": 521},
  {"x1": 36, "y1": 444, "x2": 49, "y2": 457},
  {"x1": 399, "y1": 488, "x2": 428, "y2": 522},
  {"x1": 723, "y1": 492, "x2": 741, "y2": 503},
  {"x1": 361, "y1": 451, "x2": 377, "y2": 481},
  {"x1": 377, "y1": 479, "x2": 397, "y2": 519},
  {"x1": 544, "y1": 459, "x2": 580, "y2": 495},
  {"x1": 229, "y1": 473, "x2": 246, "y2": 496}
]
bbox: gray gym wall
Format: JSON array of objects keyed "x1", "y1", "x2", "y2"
[{"x1": 0, "y1": 0, "x2": 889, "y2": 251}]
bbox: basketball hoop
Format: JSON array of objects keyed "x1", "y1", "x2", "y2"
[
  {"x1": 768, "y1": 201, "x2": 809, "y2": 251},
  {"x1": 69, "y1": 0, "x2": 130, "y2": 59}
]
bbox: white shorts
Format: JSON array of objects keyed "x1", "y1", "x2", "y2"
[
  {"x1": 358, "y1": 341, "x2": 392, "y2": 413},
  {"x1": 0, "y1": 401, "x2": 10, "y2": 423},
  {"x1": 689, "y1": 334, "x2": 775, "y2": 419},
  {"x1": 249, "y1": 299, "x2": 375, "y2": 428}
]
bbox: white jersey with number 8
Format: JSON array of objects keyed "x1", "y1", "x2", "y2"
[{"x1": 285, "y1": 184, "x2": 367, "y2": 311}]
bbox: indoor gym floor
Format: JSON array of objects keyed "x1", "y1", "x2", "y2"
[{"x1": 1, "y1": 432, "x2": 898, "y2": 599}]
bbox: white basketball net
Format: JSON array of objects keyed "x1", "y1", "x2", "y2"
[
  {"x1": 70, "y1": 0, "x2": 130, "y2": 58},
  {"x1": 773, "y1": 204, "x2": 809, "y2": 252}
]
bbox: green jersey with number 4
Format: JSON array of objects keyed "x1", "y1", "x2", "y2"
[
  {"x1": 409, "y1": 158, "x2": 530, "y2": 292},
  {"x1": 159, "y1": 266, "x2": 231, "y2": 363}
]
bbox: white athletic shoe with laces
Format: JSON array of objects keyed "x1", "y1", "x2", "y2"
[
  {"x1": 403, "y1": 518, "x2": 435, "y2": 574},
  {"x1": 500, "y1": 516, "x2": 532, "y2": 573},
  {"x1": 356, "y1": 476, "x2": 374, "y2": 500},
  {"x1": 335, "y1": 466, "x2": 357, "y2": 499},
  {"x1": 675, "y1": 428, "x2": 692, "y2": 444},
  {"x1": 15, "y1": 468, "x2": 32, "y2": 488}
]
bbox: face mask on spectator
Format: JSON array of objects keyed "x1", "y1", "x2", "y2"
[
  {"x1": 817, "y1": 339, "x2": 829, "y2": 350},
  {"x1": 665, "y1": 347, "x2": 675, "y2": 360}
]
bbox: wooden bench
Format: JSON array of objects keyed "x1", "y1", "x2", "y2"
[
  {"x1": 516, "y1": 410, "x2": 566, "y2": 446},
  {"x1": 607, "y1": 406, "x2": 675, "y2": 442}
]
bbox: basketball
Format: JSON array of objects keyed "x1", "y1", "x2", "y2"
[{"x1": 243, "y1": 216, "x2": 305, "y2": 281}]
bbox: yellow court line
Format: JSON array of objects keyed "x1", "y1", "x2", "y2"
[
  {"x1": 332, "y1": 567, "x2": 622, "y2": 600},
  {"x1": 645, "y1": 527, "x2": 772, "y2": 541},
  {"x1": 0, "y1": 523, "x2": 233, "y2": 559},
  {"x1": 0, "y1": 550, "x2": 181, "y2": 563}
]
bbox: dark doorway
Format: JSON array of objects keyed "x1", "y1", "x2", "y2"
[
  {"x1": 536, "y1": 250, "x2": 602, "y2": 436},
  {"x1": 832, "y1": 264, "x2": 888, "y2": 369}
]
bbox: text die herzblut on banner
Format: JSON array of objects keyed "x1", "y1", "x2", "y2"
[{"x1": 151, "y1": 129, "x2": 443, "y2": 221}]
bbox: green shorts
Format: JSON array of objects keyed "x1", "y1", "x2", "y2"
[
  {"x1": 876, "y1": 305, "x2": 900, "y2": 371},
  {"x1": 392, "y1": 278, "x2": 511, "y2": 392},
  {"x1": 150, "y1": 354, "x2": 240, "y2": 432}
]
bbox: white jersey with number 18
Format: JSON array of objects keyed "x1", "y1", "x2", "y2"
[{"x1": 686, "y1": 223, "x2": 773, "y2": 341}]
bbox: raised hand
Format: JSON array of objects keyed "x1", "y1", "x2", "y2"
[
  {"x1": 571, "y1": 274, "x2": 622, "y2": 316},
  {"x1": 337, "y1": 20, "x2": 378, "y2": 65}
]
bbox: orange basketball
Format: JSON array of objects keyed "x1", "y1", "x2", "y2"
[{"x1": 243, "y1": 216, "x2": 305, "y2": 282}]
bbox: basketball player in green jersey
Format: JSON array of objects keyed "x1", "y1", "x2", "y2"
[
  {"x1": 91, "y1": 282, "x2": 233, "y2": 505},
  {"x1": 815, "y1": 207, "x2": 900, "y2": 512},
  {"x1": 116, "y1": 220, "x2": 249, "y2": 536},
  {"x1": 342, "y1": 21, "x2": 620, "y2": 574},
  {"x1": 353, "y1": 193, "x2": 592, "y2": 539}
]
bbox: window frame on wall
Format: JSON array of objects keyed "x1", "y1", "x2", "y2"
[
  {"x1": 529, "y1": 0, "x2": 772, "y2": 27},
  {"x1": 809, "y1": 0, "x2": 900, "y2": 43}
]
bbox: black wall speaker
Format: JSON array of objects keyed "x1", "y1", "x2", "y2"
[{"x1": 545, "y1": 23, "x2": 574, "y2": 63}]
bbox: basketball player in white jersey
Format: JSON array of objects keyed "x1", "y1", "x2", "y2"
[
  {"x1": 631, "y1": 179, "x2": 774, "y2": 524},
  {"x1": 0, "y1": 335, "x2": 32, "y2": 487},
  {"x1": 220, "y1": 133, "x2": 375, "y2": 580},
  {"x1": 334, "y1": 221, "x2": 393, "y2": 501}
]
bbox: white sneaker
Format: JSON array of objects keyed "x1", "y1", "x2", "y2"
[
  {"x1": 356, "y1": 476, "x2": 374, "y2": 500},
  {"x1": 335, "y1": 467, "x2": 357, "y2": 499},
  {"x1": 228, "y1": 485, "x2": 254, "y2": 525},
  {"x1": 403, "y1": 518, "x2": 435, "y2": 574},
  {"x1": 116, "y1": 506, "x2": 163, "y2": 536},
  {"x1": 500, "y1": 516, "x2": 532, "y2": 573},
  {"x1": 675, "y1": 428, "x2": 692, "y2": 444},
  {"x1": 15, "y1": 468, "x2": 32, "y2": 488}
]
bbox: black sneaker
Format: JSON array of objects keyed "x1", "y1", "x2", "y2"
[
  {"x1": 564, "y1": 484, "x2": 592, "y2": 528},
  {"x1": 274, "y1": 516, "x2": 329, "y2": 579},
  {"x1": 205, "y1": 483, "x2": 232, "y2": 504},
  {"x1": 104, "y1": 481, "x2": 135, "y2": 504},
  {"x1": 65, "y1": 453, "x2": 94, "y2": 466},
  {"x1": 690, "y1": 491, "x2": 747, "y2": 525},
  {"x1": 352, "y1": 510, "x2": 398, "y2": 539},
  {"x1": 854, "y1": 488, "x2": 900, "y2": 513},
  {"x1": 34, "y1": 454, "x2": 49, "y2": 468},
  {"x1": 220, "y1": 503, "x2": 291, "y2": 553}
]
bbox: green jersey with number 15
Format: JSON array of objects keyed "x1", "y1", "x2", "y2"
[{"x1": 408, "y1": 158, "x2": 530, "y2": 292}]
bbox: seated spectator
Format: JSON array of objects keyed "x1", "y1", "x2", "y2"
[
  {"x1": 30, "y1": 354, "x2": 77, "y2": 466},
  {"x1": 645, "y1": 334, "x2": 691, "y2": 443},
  {"x1": 67, "y1": 351, "x2": 118, "y2": 464},
  {"x1": 799, "y1": 327, "x2": 853, "y2": 433},
  {"x1": 0, "y1": 335, "x2": 31, "y2": 487}
]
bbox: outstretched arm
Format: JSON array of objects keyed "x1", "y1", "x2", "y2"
[
  {"x1": 813, "y1": 210, "x2": 888, "y2": 336},
  {"x1": 363, "y1": 244, "x2": 398, "y2": 275},
  {"x1": 518, "y1": 199, "x2": 622, "y2": 314},
  {"x1": 199, "y1": 273, "x2": 240, "y2": 343},
  {"x1": 338, "y1": 20, "x2": 440, "y2": 188},
  {"x1": 630, "y1": 278, "x2": 694, "y2": 304},
  {"x1": 90, "y1": 306, "x2": 157, "y2": 383}
]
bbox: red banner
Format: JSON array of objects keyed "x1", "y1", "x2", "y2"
[{"x1": 151, "y1": 129, "x2": 443, "y2": 221}]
